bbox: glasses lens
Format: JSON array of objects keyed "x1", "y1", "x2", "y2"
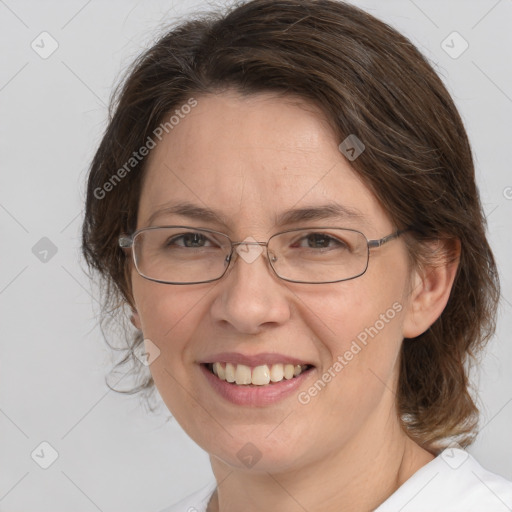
[
  {"x1": 268, "y1": 228, "x2": 369, "y2": 283},
  {"x1": 133, "y1": 227, "x2": 232, "y2": 283}
]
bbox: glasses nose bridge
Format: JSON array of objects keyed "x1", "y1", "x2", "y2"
[
  {"x1": 231, "y1": 240, "x2": 268, "y2": 249},
  {"x1": 229, "y1": 240, "x2": 270, "y2": 260},
  {"x1": 227, "y1": 240, "x2": 277, "y2": 269}
]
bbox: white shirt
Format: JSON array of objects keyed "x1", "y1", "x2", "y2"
[{"x1": 159, "y1": 448, "x2": 512, "y2": 512}]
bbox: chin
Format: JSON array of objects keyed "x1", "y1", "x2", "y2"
[{"x1": 194, "y1": 423, "x2": 311, "y2": 474}]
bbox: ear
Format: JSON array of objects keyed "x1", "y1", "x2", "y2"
[
  {"x1": 130, "y1": 307, "x2": 142, "y2": 331},
  {"x1": 402, "y1": 239, "x2": 460, "y2": 339}
]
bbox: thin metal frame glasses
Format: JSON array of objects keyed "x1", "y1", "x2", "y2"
[{"x1": 119, "y1": 225, "x2": 406, "y2": 285}]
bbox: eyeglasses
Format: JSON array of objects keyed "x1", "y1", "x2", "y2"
[{"x1": 119, "y1": 226, "x2": 406, "y2": 285}]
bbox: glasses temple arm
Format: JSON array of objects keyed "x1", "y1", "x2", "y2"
[
  {"x1": 118, "y1": 235, "x2": 134, "y2": 249},
  {"x1": 367, "y1": 228, "x2": 409, "y2": 249}
]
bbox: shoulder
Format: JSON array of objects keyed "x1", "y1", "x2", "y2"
[
  {"x1": 158, "y1": 482, "x2": 216, "y2": 512},
  {"x1": 375, "y1": 448, "x2": 512, "y2": 512}
]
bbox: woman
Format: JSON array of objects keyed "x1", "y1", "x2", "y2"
[{"x1": 82, "y1": 0, "x2": 512, "y2": 510}]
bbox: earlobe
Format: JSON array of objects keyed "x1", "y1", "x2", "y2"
[
  {"x1": 402, "y1": 239, "x2": 460, "y2": 339},
  {"x1": 130, "y1": 308, "x2": 142, "y2": 330}
]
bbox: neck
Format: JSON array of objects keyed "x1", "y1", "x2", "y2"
[{"x1": 207, "y1": 413, "x2": 435, "y2": 512}]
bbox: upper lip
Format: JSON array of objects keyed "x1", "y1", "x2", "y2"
[{"x1": 199, "y1": 352, "x2": 314, "y2": 367}]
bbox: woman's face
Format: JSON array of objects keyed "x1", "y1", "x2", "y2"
[{"x1": 131, "y1": 90, "x2": 415, "y2": 472}]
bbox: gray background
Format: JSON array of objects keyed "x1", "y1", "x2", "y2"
[{"x1": 1, "y1": 0, "x2": 511, "y2": 510}]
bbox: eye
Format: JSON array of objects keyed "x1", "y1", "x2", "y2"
[
  {"x1": 292, "y1": 232, "x2": 349, "y2": 250},
  {"x1": 167, "y1": 232, "x2": 218, "y2": 248}
]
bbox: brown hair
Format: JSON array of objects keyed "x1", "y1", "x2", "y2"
[{"x1": 82, "y1": 0, "x2": 499, "y2": 448}]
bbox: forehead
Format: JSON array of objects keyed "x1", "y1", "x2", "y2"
[{"x1": 137, "y1": 91, "x2": 390, "y2": 235}]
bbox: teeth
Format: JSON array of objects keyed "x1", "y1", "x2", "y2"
[
  {"x1": 252, "y1": 365, "x2": 271, "y2": 386},
  {"x1": 235, "y1": 364, "x2": 252, "y2": 385},
  {"x1": 284, "y1": 364, "x2": 294, "y2": 380},
  {"x1": 209, "y1": 362, "x2": 309, "y2": 385},
  {"x1": 225, "y1": 362, "x2": 236, "y2": 383},
  {"x1": 213, "y1": 362, "x2": 225, "y2": 380},
  {"x1": 269, "y1": 363, "x2": 284, "y2": 382}
]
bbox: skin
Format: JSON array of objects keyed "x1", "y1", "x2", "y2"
[{"x1": 130, "y1": 90, "x2": 459, "y2": 511}]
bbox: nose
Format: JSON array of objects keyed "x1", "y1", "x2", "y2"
[{"x1": 210, "y1": 240, "x2": 291, "y2": 334}]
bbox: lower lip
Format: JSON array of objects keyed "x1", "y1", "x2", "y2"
[{"x1": 200, "y1": 364, "x2": 314, "y2": 407}]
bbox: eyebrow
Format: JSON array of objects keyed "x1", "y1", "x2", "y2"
[
  {"x1": 146, "y1": 201, "x2": 367, "y2": 229},
  {"x1": 275, "y1": 202, "x2": 366, "y2": 226},
  {"x1": 147, "y1": 202, "x2": 229, "y2": 227}
]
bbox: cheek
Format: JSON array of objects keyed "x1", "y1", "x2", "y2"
[
  {"x1": 297, "y1": 270, "x2": 407, "y2": 393},
  {"x1": 131, "y1": 280, "x2": 214, "y2": 425},
  {"x1": 131, "y1": 276, "x2": 211, "y2": 359},
  {"x1": 292, "y1": 287, "x2": 405, "y2": 438},
  {"x1": 305, "y1": 273, "x2": 406, "y2": 349}
]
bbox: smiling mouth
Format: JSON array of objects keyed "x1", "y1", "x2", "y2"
[{"x1": 204, "y1": 362, "x2": 313, "y2": 386}]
